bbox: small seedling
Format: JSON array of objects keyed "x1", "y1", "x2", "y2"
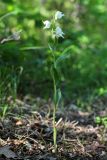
[{"x1": 95, "y1": 116, "x2": 107, "y2": 128}]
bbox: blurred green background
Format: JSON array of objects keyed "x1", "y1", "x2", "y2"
[{"x1": 0, "y1": 0, "x2": 107, "y2": 104}]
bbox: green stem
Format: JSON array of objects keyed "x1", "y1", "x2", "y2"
[
  {"x1": 53, "y1": 74, "x2": 57, "y2": 152},
  {"x1": 50, "y1": 36, "x2": 59, "y2": 152}
]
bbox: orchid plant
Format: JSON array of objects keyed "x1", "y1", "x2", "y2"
[{"x1": 43, "y1": 11, "x2": 65, "y2": 152}]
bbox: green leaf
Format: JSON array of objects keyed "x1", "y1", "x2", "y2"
[
  {"x1": 20, "y1": 46, "x2": 46, "y2": 51},
  {"x1": 56, "y1": 46, "x2": 72, "y2": 66},
  {"x1": 95, "y1": 116, "x2": 101, "y2": 124},
  {"x1": 56, "y1": 88, "x2": 62, "y2": 106},
  {"x1": 50, "y1": 65, "x2": 60, "y2": 83}
]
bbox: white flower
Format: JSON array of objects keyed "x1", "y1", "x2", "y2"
[
  {"x1": 55, "y1": 26, "x2": 64, "y2": 38},
  {"x1": 43, "y1": 20, "x2": 51, "y2": 29},
  {"x1": 55, "y1": 11, "x2": 64, "y2": 20},
  {"x1": 12, "y1": 30, "x2": 22, "y2": 40}
]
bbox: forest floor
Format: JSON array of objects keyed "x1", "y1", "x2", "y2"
[{"x1": 0, "y1": 96, "x2": 107, "y2": 160}]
